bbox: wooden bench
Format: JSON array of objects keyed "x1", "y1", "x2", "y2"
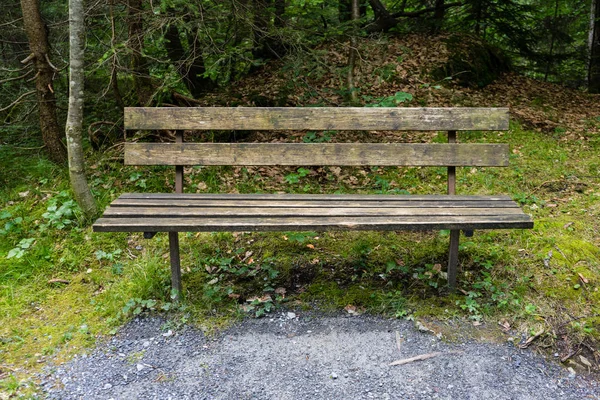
[{"x1": 93, "y1": 107, "x2": 533, "y2": 298}]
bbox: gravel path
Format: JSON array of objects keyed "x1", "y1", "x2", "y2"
[{"x1": 40, "y1": 313, "x2": 599, "y2": 399}]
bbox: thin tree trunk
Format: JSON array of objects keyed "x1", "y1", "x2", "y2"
[
  {"x1": 544, "y1": 0, "x2": 560, "y2": 82},
  {"x1": 164, "y1": 23, "x2": 215, "y2": 97},
  {"x1": 589, "y1": 0, "x2": 600, "y2": 92},
  {"x1": 339, "y1": 0, "x2": 351, "y2": 22},
  {"x1": 432, "y1": 0, "x2": 445, "y2": 33},
  {"x1": 109, "y1": 0, "x2": 124, "y2": 109},
  {"x1": 127, "y1": 0, "x2": 153, "y2": 105},
  {"x1": 274, "y1": 0, "x2": 285, "y2": 27},
  {"x1": 66, "y1": 0, "x2": 97, "y2": 218},
  {"x1": 347, "y1": 0, "x2": 359, "y2": 103},
  {"x1": 20, "y1": 0, "x2": 67, "y2": 164},
  {"x1": 474, "y1": 0, "x2": 483, "y2": 36}
]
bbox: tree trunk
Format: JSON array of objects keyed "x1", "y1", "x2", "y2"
[
  {"x1": 544, "y1": 0, "x2": 560, "y2": 82},
  {"x1": 127, "y1": 0, "x2": 153, "y2": 105},
  {"x1": 66, "y1": 0, "x2": 97, "y2": 218},
  {"x1": 366, "y1": 0, "x2": 398, "y2": 32},
  {"x1": 589, "y1": 0, "x2": 600, "y2": 93},
  {"x1": 474, "y1": 0, "x2": 483, "y2": 36},
  {"x1": 164, "y1": 24, "x2": 215, "y2": 97},
  {"x1": 432, "y1": 0, "x2": 445, "y2": 33},
  {"x1": 274, "y1": 0, "x2": 285, "y2": 27},
  {"x1": 347, "y1": 0, "x2": 359, "y2": 103},
  {"x1": 339, "y1": 0, "x2": 351, "y2": 22},
  {"x1": 20, "y1": 0, "x2": 67, "y2": 164}
]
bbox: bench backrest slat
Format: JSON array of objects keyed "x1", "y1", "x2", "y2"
[
  {"x1": 125, "y1": 143, "x2": 509, "y2": 167},
  {"x1": 124, "y1": 107, "x2": 509, "y2": 131}
]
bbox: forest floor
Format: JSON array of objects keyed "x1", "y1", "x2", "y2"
[{"x1": 1, "y1": 33, "x2": 600, "y2": 397}]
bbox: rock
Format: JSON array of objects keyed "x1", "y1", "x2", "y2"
[
  {"x1": 136, "y1": 364, "x2": 145, "y2": 371},
  {"x1": 286, "y1": 312, "x2": 296, "y2": 320},
  {"x1": 103, "y1": 383, "x2": 112, "y2": 390},
  {"x1": 162, "y1": 330, "x2": 173, "y2": 337},
  {"x1": 331, "y1": 372, "x2": 338, "y2": 379}
]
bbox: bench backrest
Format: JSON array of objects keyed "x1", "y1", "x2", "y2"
[{"x1": 123, "y1": 107, "x2": 510, "y2": 194}]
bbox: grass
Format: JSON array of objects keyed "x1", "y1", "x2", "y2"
[{"x1": 1, "y1": 120, "x2": 599, "y2": 396}]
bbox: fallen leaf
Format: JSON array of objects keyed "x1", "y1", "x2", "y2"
[
  {"x1": 275, "y1": 287, "x2": 286, "y2": 295},
  {"x1": 578, "y1": 273, "x2": 589, "y2": 284},
  {"x1": 579, "y1": 355, "x2": 592, "y2": 368},
  {"x1": 519, "y1": 329, "x2": 544, "y2": 348},
  {"x1": 345, "y1": 304, "x2": 357, "y2": 315},
  {"x1": 498, "y1": 319, "x2": 511, "y2": 332},
  {"x1": 306, "y1": 244, "x2": 315, "y2": 249}
]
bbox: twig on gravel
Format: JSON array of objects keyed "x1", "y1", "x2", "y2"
[
  {"x1": 389, "y1": 350, "x2": 463, "y2": 366},
  {"x1": 519, "y1": 329, "x2": 545, "y2": 349},
  {"x1": 395, "y1": 331, "x2": 403, "y2": 352},
  {"x1": 561, "y1": 349, "x2": 580, "y2": 363}
]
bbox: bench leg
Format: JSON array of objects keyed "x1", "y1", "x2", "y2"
[
  {"x1": 168, "y1": 232, "x2": 182, "y2": 300},
  {"x1": 447, "y1": 230, "x2": 460, "y2": 291}
]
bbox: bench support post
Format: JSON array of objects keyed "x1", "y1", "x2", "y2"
[
  {"x1": 447, "y1": 129, "x2": 459, "y2": 291},
  {"x1": 168, "y1": 129, "x2": 184, "y2": 300},
  {"x1": 447, "y1": 230, "x2": 459, "y2": 290},
  {"x1": 168, "y1": 232, "x2": 182, "y2": 300}
]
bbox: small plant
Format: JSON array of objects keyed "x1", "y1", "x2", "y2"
[
  {"x1": 284, "y1": 167, "x2": 311, "y2": 184},
  {"x1": 41, "y1": 191, "x2": 79, "y2": 230},
  {"x1": 95, "y1": 248, "x2": 122, "y2": 262},
  {"x1": 412, "y1": 263, "x2": 445, "y2": 289},
  {"x1": 6, "y1": 237, "x2": 35, "y2": 259},
  {"x1": 0, "y1": 374, "x2": 22, "y2": 396},
  {"x1": 129, "y1": 172, "x2": 147, "y2": 189},
  {"x1": 121, "y1": 298, "x2": 158, "y2": 317},
  {"x1": 365, "y1": 91, "x2": 413, "y2": 107},
  {"x1": 0, "y1": 211, "x2": 23, "y2": 235},
  {"x1": 285, "y1": 231, "x2": 318, "y2": 244},
  {"x1": 243, "y1": 294, "x2": 275, "y2": 317},
  {"x1": 303, "y1": 130, "x2": 335, "y2": 143}
]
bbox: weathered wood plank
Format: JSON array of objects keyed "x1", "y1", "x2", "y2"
[
  {"x1": 111, "y1": 199, "x2": 521, "y2": 209},
  {"x1": 125, "y1": 143, "x2": 509, "y2": 167},
  {"x1": 124, "y1": 107, "x2": 509, "y2": 131},
  {"x1": 119, "y1": 193, "x2": 514, "y2": 201},
  {"x1": 102, "y1": 206, "x2": 526, "y2": 218},
  {"x1": 93, "y1": 214, "x2": 534, "y2": 232}
]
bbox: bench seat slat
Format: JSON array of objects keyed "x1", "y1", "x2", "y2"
[
  {"x1": 102, "y1": 206, "x2": 526, "y2": 218},
  {"x1": 94, "y1": 193, "x2": 532, "y2": 232},
  {"x1": 125, "y1": 143, "x2": 509, "y2": 167},
  {"x1": 94, "y1": 214, "x2": 533, "y2": 232},
  {"x1": 111, "y1": 199, "x2": 520, "y2": 209},
  {"x1": 124, "y1": 107, "x2": 509, "y2": 131},
  {"x1": 118, "y1": 193, "x2": 515, "y2": 201}
]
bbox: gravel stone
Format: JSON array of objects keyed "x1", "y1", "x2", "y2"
[{"x1": 40, "y1": 313, "x2": 600, "y2": 399}]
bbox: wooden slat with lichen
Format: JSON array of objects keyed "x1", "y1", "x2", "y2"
[{"x1": 124, "y1": 107, "x2": 509, "y2": 131}]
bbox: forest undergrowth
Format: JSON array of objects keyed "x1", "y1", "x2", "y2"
[{"x1": 1, "y1": 34, "x2": 600, "y2": 396}]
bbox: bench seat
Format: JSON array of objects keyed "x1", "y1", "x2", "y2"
[{"x1": 93, "y1": 193, "x2": 533, "y2": 233}]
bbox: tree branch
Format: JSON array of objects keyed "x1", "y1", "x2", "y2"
[
  {"x1": 0, "y1": 90, "x2": 36, "y2": 112},
  {"x1": 0, "y1": 69, "x2": 33, "y2": 84},
  {"x1": 390, "y1": 1, "x2": 463, "y2": 18}
]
